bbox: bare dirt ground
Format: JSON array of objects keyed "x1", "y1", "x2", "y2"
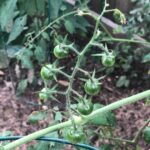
[{"x1": 0, "y1": 79, "x2": 149, "y2": 150}]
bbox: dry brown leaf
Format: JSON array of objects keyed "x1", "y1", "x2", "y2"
[
  {"x1": 57, "y1": 80, "x2": 69, "y2": 86},
  {"x1": 0, "y1": 70, "x2": 4, "y2": 75},
  {"x1": 27, "y1": 69, "x2": 34, "y2": 83},
  {"x1": 15, "y1": 64, "x2": 21, "y2": 78}
]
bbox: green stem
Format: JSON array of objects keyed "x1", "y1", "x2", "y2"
[
  {"x1": 102, "y1": 37, "x2": 150, "y2": 46},
  {"x1": 26, "y1": 10, "x2": 77, "y2": 46},
  {"x1": 3, "y1": 89, "x2": 150, "y2": 150}
]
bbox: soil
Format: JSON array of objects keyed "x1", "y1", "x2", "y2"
[{"x1": 0, "y1": 76, "x2": 149, "y2": 150}]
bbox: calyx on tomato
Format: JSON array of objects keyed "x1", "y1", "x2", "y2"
[
  {"x1": 84, "y1": 78, "x2": 100, "y2": 96},
  {"x1": 77, "y1": 98, "x2": 93, "y2": 115},
  {"x1": 53, "y1": 45, "x2": 68, "y2": 59}
]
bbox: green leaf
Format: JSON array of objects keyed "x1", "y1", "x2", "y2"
[
  {"x1": 7, "y1": 15, "x2": 27, "y2": 44},
  {"x1": 34, "y1": 46, "x2": 46, "y2": 63},
  {"x1": 116, "y1": 75, "x2": 130, "y2": 88},
  {"x1": 142, "y1": 53, "x2": 150, "y2": 63},
  {"x1": 49, "y1": 0, "x2": 63, "y2": 19},
  {"x1": 23, "y1": 0, "x2": 36, "y2": 16},
  {"x1": 64, "y1": 20, "x2": 75, "y2": 34},
  {"x1": 0, "y1": 50, "x2": 8, "y2": 69},
  {"x1": 143, "y1": 126, "x2": 150, "y2": 143},
  {"x1": 35, "y1": 0, "x2": 45, "y2": 15},
  {"x1": 6, "y1": 45, "x2": 23, "y2": 58},
  {"x1": 54, "y1": 112, "x2": 62, "y2": 122},
  {"x1": 17, "y1": 47, "x2": 33, "y2": 69},
  {"x1": 28, "y1": 111, "x2": 48, "y2": 124},
  {"x1": 89, "y1": 103, "x2": 116, "y2": 127},
  {"x1": 16, "y1": 79, "x2": 28, "y2": 95},
  {"x1": 100, "y1": 144, "x2": 113, "y2": 150},
  {"x1": 41, "y1": 32, "x2": 50, "y2": 41},
  {"x1": 0, "y1": 0, "x2": 17, "y2": 31}
]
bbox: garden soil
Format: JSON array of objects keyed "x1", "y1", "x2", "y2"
[{"x1": 0, "y1": 78, "x2": 149, "y2": 150}]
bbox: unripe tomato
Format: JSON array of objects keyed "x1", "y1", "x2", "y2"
[
  {"x1": 101, "y1": 53, "x2": 115, "y2": 67},
  {"x1": 53, "y1": 45, "x2": 68, "y2": 59},
  {"x1": 84, "y1": 79, "x2": 100, "y2": 95},
  {"x1": 143, "y1": 127, "x2": 150, "y2": 144},
  {"x1": 40, "y1": 64, "x2": 55, "y2": 80},
  {"x1": 39, "y1": 88, "x2": 48, "y2": 101},
  {"x1": 77, "y1": 100, "x2": 93, "y2": 115},
  {"x1": 66, "y1": 129, "x2": 84, "y2": 144}
]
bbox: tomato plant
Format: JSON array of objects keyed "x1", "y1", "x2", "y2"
[{"x1": 1, "y1": 0, "x2": 150, "y2": 150}]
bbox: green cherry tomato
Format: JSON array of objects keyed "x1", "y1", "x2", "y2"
[
  {"x1": 143, "y1": 127, "x2": 150, "y2": 143},
  {"x1": 40, "y1": 64, "x2": 55, "y2": 80},
  {"x1": 39, "y1": 88, "x2": 48, "y2": 101},
  {"x1": 84, "y1": 79, "x2": 100, "y2": 95},
  {"x1": 77, "y1": 100, "x2": 93, "y2": 115},
  {"x1": 101, "y1": 53, "x2": 115, "y2": 67},
  {"x1": 66, "y1": 129, "x2": 84, "y2": 144},
  {"x1": 53, "y1": 45, "x2": 68, "y2": 59}
]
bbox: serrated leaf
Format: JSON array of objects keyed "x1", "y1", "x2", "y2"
[
  {"x1": 17, "y1": 79, "x2": 28, "y2": 95},
  {"x1": 28, "y1": 111, "x2": 47, "y2": 124},
  {"x1": 7, "y1": 15, "x2": 27, "y2": 44},
  {"x1": 34, "y1": 46, "x2": 46, "y2": 63},
  {"x1": 89, "y1": 103, "x2": 116, "y2": 127},
  {"x1": 0, "y1": 0, "x2": 17, "y2": 31}
]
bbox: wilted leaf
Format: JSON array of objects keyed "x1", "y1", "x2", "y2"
[{"x1": 7, "y1": 15, "x2": 27, "y2": 44}]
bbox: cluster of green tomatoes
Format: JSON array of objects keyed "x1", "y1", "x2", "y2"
[{"x1": 38, "y1": 44, "x2": 115, "y2": 143}]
